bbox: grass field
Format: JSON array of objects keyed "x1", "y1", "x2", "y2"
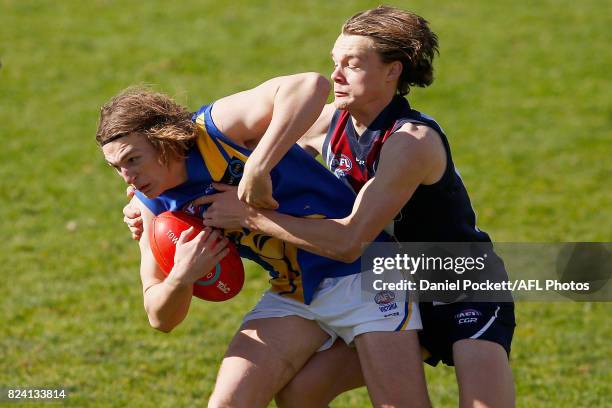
[{"x1": 1, "y1": 0, "x2": 610, "y2": 406}]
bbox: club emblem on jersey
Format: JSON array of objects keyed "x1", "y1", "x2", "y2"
[
  {"x1": 181, "y1": 184, "x2": 217, "y2": 217},
  {"x1": 228, "y1": 158, "x2": 244, "y2": 178},
  {"x1": 330, "y1": 154, "x2": 352, "y2": 176},
  {"x1": 182, "y1": 202, "x2": 205, "y2": 217},
  {"x1": 218, "y1": 157, "x2": 245, "y2": 186}
]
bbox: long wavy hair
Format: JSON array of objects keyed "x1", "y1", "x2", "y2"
[{"x1": 96, "y1": 88, "x2": 197, "y2": 164}]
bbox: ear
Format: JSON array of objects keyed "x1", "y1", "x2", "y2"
[{"x1": 386, "y1": 61, "x2": 403, "y2": 82}]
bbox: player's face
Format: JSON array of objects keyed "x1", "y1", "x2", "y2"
[
  {"x1": 330, "y1": 34, "x2": 395, "y2": 110},
  {"x1": 102, "y1": 133, "x2": 184, "y2": 198}
]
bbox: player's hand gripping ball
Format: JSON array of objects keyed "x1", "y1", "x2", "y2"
[{"x1": 149, "y1": 211, "x2": 244, "y2": 301}]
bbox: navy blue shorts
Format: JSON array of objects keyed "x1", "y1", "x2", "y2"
[{"x1": 418, "y1": 301, "x2": 516, "y2": 366}]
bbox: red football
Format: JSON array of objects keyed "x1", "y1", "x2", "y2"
[{"x1": 149, "y1": 211, "x2": 244, "y2": 301}]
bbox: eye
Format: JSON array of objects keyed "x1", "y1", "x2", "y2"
[{"x1": 127, "y1": 156, "x2": 140, "y2": 164}]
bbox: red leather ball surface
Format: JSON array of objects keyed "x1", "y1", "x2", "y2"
[{"x1": 149, "y1": 211, "x2": 244, "y2": 302}]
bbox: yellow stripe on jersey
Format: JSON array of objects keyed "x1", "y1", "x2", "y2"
[
  {"x1": 399, "y1": 301, "x2": 413, "y2": 331},
  {"x1": 195, "y1": 127, "x2": 229, "y2": 181},
  {"x1": 217, "y1": 138, "x2": 249, "y2": 162},
  {"x1": 193, "y1": 122, "x2": 305, "y2": 301},
  {"x1": 194, "y1": 113, "x2": 249, "y2": 164},
  {"x1": 194, "y1": 118, "x2": 249, "y2": 183}
]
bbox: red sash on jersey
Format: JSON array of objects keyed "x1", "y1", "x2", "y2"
[{"x1": 327, "y1": 110, "x2": 401, "y2": 193}]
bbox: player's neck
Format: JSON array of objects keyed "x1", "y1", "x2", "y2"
[
  {"x1": 168, "y1": 158, "x2": 189, "y2": 188},
  {"x1": 349, "y1": 94, "x2": 395, "y2": 136}
]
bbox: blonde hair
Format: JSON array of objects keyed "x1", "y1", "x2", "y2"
[
  {"x1": 96, "y1": 88, "x2": 197, "y2": 164},
  {"x1": 343, "y1": 6, "x2": 439, "y2": 95}
]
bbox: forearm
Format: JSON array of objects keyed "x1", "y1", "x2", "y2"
[
  {"x1": 241, "y1": 171, "x2": 412, "y2": 263},
  {"x1": 248, "y1": 73, "x2": 330, "y2": 172},
  {"x1": 244, "y1": 207, "x2": 362, "y2": 262},
  {"x1": 143, "y1": 275, "x2": 192, "y2": 332}
]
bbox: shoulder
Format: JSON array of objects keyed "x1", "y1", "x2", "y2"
[
  {"x1": 382, "y1": 123, "x2": 441, "y2": 158},
  {"x1": 380, "y1": 122, "x2": 446, "y2": 184},
  {"x1": 393, "y1": 121, "x2": 441, "y2": 143}
]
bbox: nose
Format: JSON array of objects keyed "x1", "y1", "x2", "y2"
[
  {"x1": 331, "y1": 66, "x2": 345, "y2": 84},
  {"x1": 120, "y1": 167, "x2": 137, "y2": 185}
]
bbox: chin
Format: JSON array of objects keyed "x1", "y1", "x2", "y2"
[
  {"x1": 139, "y1": 187, "x2": 160, "y2": 199},
  {"x1": 334, "y1": 99, "x2": 350, "y2": 110}
]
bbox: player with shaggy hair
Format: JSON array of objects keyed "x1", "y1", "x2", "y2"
[
  {"x1": 198, "y1": 6, "x2": 516, "y2": 408},
  {"x1": 122, "y1": 6, "x2": 516, "y2": 407},
  {"x1": 99, "y1": 73, "x2": 429, "y2": 408}
]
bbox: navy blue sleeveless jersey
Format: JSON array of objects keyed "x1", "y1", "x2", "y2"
[
  {"x1": 322, "y1": 97, "x2": 515, "y2": 365},
  {"x1": 322, "y1": 95, "x2": 491, "y2": 243},
  {"x1": 136, "y1": 103, "x2": 391, "y2": 304}
]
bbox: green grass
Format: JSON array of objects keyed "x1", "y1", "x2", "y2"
[{"x1": 1, "y1": 0, "x2": 610, "y2": 406}]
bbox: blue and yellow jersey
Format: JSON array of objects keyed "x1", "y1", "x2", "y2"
[{"x1": 136, "y1": 104, "x2": 391, "y2": 304}]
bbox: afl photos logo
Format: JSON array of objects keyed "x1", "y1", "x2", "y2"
[{"x1": 330, "y1": 154, "x2": 352, "y2": 176}]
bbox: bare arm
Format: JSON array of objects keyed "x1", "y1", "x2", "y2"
[
  {"x1": 211, "y1": 73, "x2": 331, "y2": 208},
  {"x1": 237, "y1": 102, "x2": 335, "y2": 206},
  {"x1": 236, "y1": 125, "x2": 446, "y2": 262},
  {"x1": 212, "y1": 72, "x2": 330, "y2": 159},
  {"x1": 119, "y1": 74, "x2": 331, "y2": 236},
  {"x1": 136, "y1": 198, "x2": 229, "y2": 332},
  {"x1": 237, "y1": 101, "x2": 334, "y2": 207}
]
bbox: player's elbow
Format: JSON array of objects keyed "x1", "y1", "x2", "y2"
[
  {"x1": 145, "y1": 304, "x2": 178, "y2": 333},
  {"x1": 315, "y1": 74, "x2": 331, "y2": 99},
  {"x1": 332, "y1": 219, "x2": 367, "y2": 263},
  {"x1": 314, "y1": 73, "x2": 331, "y2": 95},
  {"x1": 336, "y1": 241, "x2": 363, "y2": 263},
  {"x1": 301, "y1": 72, "x2": 331, "y2": 99},
  {"x1": 148, "y1": 316, "x2": 175, "y2": 333}
]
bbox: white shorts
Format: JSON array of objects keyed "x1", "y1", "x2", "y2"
[{"x1": 243, "y1": 272, "x2": 421, "y2": 351}]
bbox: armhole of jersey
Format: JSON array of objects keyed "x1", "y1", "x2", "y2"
[
  {"x1": 322, "y1": 110, "x2": 342, "y2": 168},
  {"x1": 203, "y1": 103, "x2": 253, "y2": 157},
  {"x1": 391, "y1": 118, "x2": 456, "y2": 189}
]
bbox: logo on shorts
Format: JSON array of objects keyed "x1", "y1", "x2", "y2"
[
  {"x1": 330, "y1": 154, "x2": 353, "y2": 176},
  {"x1": 455, "y1": 308, "x2": 482, "y2": 324},
  {"x1": 375, "y1": 290, "x2": 398, "y2": 313},
  {"x1": 375, "y1": 290, "x2": 396, "y2": 305}
]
